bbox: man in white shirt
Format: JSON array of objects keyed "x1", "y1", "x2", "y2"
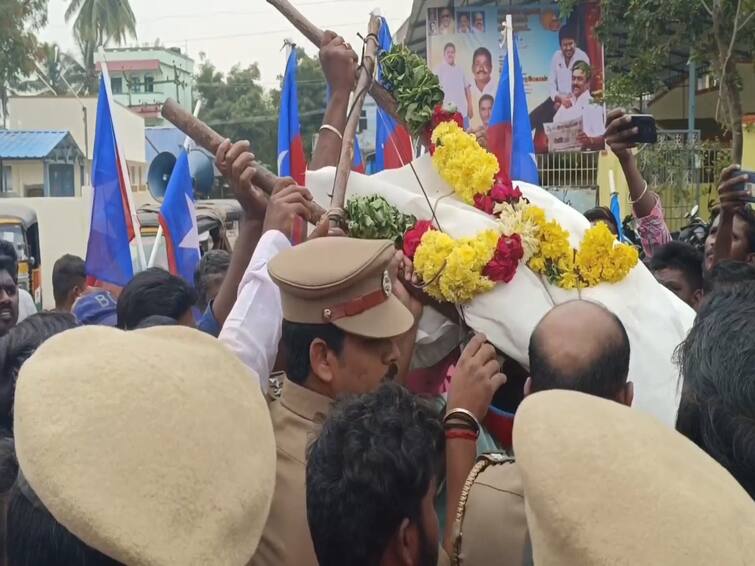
[
  {"x1": 529, "y1": 26, "x2": 590, "y2": 133},
  {"x1": 470, "y1": 47, "x2": 496, "y2": 100},
  {"x1": 551, "y1": 61, "x2": 606, "y2": 150},
  {"x1": 434, "y1": 43, "x2": 474, "y2": 120}
]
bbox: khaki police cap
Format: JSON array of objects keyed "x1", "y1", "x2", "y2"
[
  {"x1": 14, "y1": 325, "x2": 276, "y2": 566},
  {"x1": 514, "y1": 391, "x2": 755, "y2": 566},
  {"x1": 268, "y1": 237, "x2": 415, "y2": 339}
]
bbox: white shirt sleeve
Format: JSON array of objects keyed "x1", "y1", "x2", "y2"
[
  {"x1": 549, "y1": 51, "x2": 560, "y2": 101},
  {"x1": 17, "y1": 288, "x2": 37, "y2": 323},
  {"x1": 219, "y1": 230, "x2": 291, "y2": 392}
]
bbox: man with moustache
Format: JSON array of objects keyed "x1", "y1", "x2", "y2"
[
  {"x1": 470, "y1": 47, "x2": 496, "y2": 100},
  {"x1": 0, "y1": 241, "x2": 20, "y2": 337}
]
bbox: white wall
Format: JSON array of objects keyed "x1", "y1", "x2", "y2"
[
  {"x1": 0, "y1": 194, "x2": 92, "y2": 309},
  {"x1": 7, "y1": 96, "x2": 147, "y2": 169}
]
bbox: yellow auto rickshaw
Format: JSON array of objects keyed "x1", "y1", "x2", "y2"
[{"x1": 0, "y1": 204, "x2": 42, "y2": 307}]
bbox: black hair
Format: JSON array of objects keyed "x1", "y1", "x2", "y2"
[
  {"x1": 306, "y1": 382, "x2": 444, "y2": 566},
  {"x1": 117, "y1": 268, "x2": 197, "y2": 330},
  {"x1": 280, "y1": 321, "x2": 345, "y2": 385},
  {"x1": 7, "y1": 479, "x2": 121, "y2": 566},
  {"x1": 584, "y1": 206, "x2": 618, "y2": 235},
  {"x1": 52, "y1": 254, "x2": 87, "y2": 306},
  {"x1": 559, "y1": 25, "x2": 577, "y2": 43},
  {"x1": 443, "y1": 42, "x2": 456, "y2": 52},
  {"x1": 735, "y1": 207, "x2": 755, "y2": 254},
  {"x1": 703, "y1": 260, "x2": 755, "y2": 293},
  {"x1": 472, "y1": 47, "x2": 492, "y2": 67},
  {"x1": 133, "y1": 315, "x2": 178, "y2": 329},
  {"x1": 675, "y1": 282, "x2": 755, "y2": 498},
  {"x1": 572, "y1": 60, "x2": 592, "y2": 80},
  {"x1": 479, "y1": 94, "x2": 494, "y2": 107},
  {"x1": 650, "y1": 241, "x2": 704, "y2": 291},
  {"x1": 529, "y1": 304, "x2": 630, "y2": 399},
  {"x1": 0, "y1": 312, "x2": 78, "y2": 434},
  {"x1": 0, "y1": 240, "x2": 18, "y2": 284},
  {"x1": 193, "y1": 250, "x2": 230, "y2": 311}
]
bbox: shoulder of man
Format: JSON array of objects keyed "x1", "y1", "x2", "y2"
[{"x1": 451, "y1": 454, "x2": 529, "y2": 566}]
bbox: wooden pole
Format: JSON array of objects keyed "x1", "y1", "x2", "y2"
[
  {"x1": 160, "y1": 99, "x2": 326, "y2": 224},
  {"x1": 328, "y1": 15, "x2": 380, "y2": 229},
  {"x1": 266, "y1": 0, "x2": 402, "y2": 126}
]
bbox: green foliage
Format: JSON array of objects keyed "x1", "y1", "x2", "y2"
[
  {"x1": 196, "y1": 47, "x2": 328, "y2": 173},
  {"x1": 195, "y1": 59, "x2": 278, "y2": 170},
  {"x1": 17, "y1": 42, "x2": 87, "y2": 95},
  {"x1": 380, "y1": 45, "x2": 444, "y2": 137},
  {"x1": 65, "y1": 0, "x2": 137, "y2": 93},
  {"x1": 0, "y1": 0, "x2": 48, "y2": 126},
  {"x1": 346, "y1": 195, "x2": 416, "y2": 241}
]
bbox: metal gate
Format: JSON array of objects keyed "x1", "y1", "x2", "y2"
[{"x1": 636, "y1": 130, "x2": 731, "y2": 232}]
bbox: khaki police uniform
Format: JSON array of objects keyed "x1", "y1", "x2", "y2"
[
  {"x1": 450, "y1": 453, "x2": 527, "y2": 566},
  {"x1": 250, "y1": 237, "x2": 415, "y2": 566}
]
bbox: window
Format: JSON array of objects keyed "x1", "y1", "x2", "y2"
[
  {"x1": 131, "y1": 76, "x2": 142, "y2": 93},
  {"x1": 144, "y1": 75, "x2": 154, "y2": 93},
  {"x1": 1, "y1": 166, "x2": 11, "y2": 193},
  {"x1": 358, "y1": 109, "x2": 368, "y2": 133},
  {"x1": 111, "y1": 77, "x2": 123, "y2": 94}
]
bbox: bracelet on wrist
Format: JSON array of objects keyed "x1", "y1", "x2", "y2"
[
  {"x1": 443, "y1": 408, "x2": 481, "y2": 435},
  {"x1": 443, "y1": 420, "x2": 478, "y2": 433},
  {"x1": 445, "y1": 429, "x2": 479, "y2": 442}
]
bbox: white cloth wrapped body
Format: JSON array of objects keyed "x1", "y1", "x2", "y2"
[{"x1": 306, "y1": 155, "x2": 695, "y2": 427}]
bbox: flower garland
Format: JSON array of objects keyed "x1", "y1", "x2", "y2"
[
  {"x1": 431, "y1": 121, "x2": 500, "y2": 205},
  {"x1": 404, "y1": 221, "x2": 523, "y2": 303}
]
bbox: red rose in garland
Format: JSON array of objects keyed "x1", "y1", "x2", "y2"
[
  {"x1": 403, "y1": 220, "x2": 435, "y2": 260},
  {"x1": 484, "y1": 234, "x2": 524, "y2": 283},
  {"x1": 490, "y1": 179, "x2": 522, "y2": 205},
  {"x1": 424, "y1": 104, "x2": 465, "y2": 153},
  {"x1": 473, "y1": 193, "x2": 496, "y2": 214}
]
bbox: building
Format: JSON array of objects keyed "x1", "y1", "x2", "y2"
[
  {"x1": 0, "y1": 131, "x2": 86, "y2": 197},
  {"x1": 8, "y1": 96, "x2": 148, "y2": 193},
  {"x1": 95, "y1": 47, "x2": 194, "y2": 127}
]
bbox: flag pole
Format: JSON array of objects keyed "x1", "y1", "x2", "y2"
[
  {"x1": 148, "y1": 101, "x2": 202, "y2": 268},
  {"x1": 505, "y1": 15, "x2": 515, "y2": 123},
  {"x1": 97, "y1": 47, "x2": 148, "y2": 272}
]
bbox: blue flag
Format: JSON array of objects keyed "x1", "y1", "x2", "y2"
[
  {"x1": 374, "y1": 17, "x2": 413, "y2": 172},
  {"x1": 610, "y1": 192, "x2": 625, "y2": 242},
  {"x1": 85, "y1": 76, "x2": 135, "y2": 287},
  {"x1": 490, "y1": 37, "x2": 539, "y2": 185},
  {"x1": 278, "y1": 50, "x2": 307, "y2": 186},
  {"x1": 159, "y1": 151, "x2": 200, "y2": 284}
]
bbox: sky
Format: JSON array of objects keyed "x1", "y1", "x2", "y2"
[{"x1": 39, "y1": 0, "x2": 415, "y2": 89}]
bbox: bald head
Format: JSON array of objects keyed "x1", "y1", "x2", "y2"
[{"x1": 528, "y1": 301, "x2": 631, "y2": 401}]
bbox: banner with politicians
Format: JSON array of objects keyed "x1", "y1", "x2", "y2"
[{"x1": 425, "y1": 0, "x2": 606, "y2": 154}]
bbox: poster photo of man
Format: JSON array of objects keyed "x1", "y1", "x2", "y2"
[{"x1": 426, "y1": 1, "x2": 605, "y2": 153}]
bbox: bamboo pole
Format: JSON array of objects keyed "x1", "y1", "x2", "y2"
[
  {"x1": 266, "y1": 0, "x2": 402, "y2": 125},
  {"x1": 160, "y1": 99, "x2": 326, "y2": 224},
  {"x1": 328, "y1": 15, "x2": 380, "y2": 229}
]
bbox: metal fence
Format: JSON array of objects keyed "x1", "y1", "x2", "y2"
[{"x1": 536, "y1": 151, "x2": 600, "y2": 213}]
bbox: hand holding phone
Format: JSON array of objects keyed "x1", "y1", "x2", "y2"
[{"x1": 626, "y1": 115, "x2": 657, "y2": 144}]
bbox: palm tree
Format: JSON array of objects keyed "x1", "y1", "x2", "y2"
[
  {"x1": 17, "y1": 43, "x2": 87, "y2": 95},
  {"x1": 65, "y1": 0, "x2": 137, "y2": 93}
]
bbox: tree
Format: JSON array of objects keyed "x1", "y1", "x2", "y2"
[
  {"x1": 0, "y1": 0, "x2": 48, "y2": 127},
  {"x1": 559, "y1": 0, "x2": 755, "y2": 162},
  {"x1": 17, "y1": 42, "x2": 87, "y2": 95},
  {"x1": 195, "y1": 48, "x2": 329, "y2": 173},
  {"x1": 65, "y1": 0, "x2": 136, "y2": 93},
  {"x1": 194, "y1": 58, "x2": 278, "y2": 170}
]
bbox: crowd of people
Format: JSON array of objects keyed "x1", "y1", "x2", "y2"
[{"x1": 0, "y1": 31, "x2": 752, "y2": 566}]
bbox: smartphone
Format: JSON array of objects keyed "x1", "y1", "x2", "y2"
[
  {"x1": 626, "y1": 115, "x2": 658, "y2": 144},
  {"x1": 737, "y1": 170, "x2": 755, "y2": 203}
]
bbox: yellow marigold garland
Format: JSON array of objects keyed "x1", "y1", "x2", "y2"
[
  {"x1": 575, "y1": 223, "x2": 640, "y2": 286},
  {"x1": 431, "y1": 121, "x2": 499, "y2": 205},
  {"x1": 414, "y1": 229, "x2": 499, "y2": 303}
]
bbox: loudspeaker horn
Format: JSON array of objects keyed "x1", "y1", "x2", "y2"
[
  {"x1": 147, "y1": 150, "x2": 216, "y2": 201},
  {"x1": 147, "y1": 151, "x2": 177, "y2": 201}
]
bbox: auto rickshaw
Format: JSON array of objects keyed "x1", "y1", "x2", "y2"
[
  {"x1": 0, "y1": 204, "x2": 42, "y2": 307},
  {"x1": 137, "y1": 199, "x2": 242, "y2": 271}
]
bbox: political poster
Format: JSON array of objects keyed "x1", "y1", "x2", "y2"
[{"x1": 426, "y1": 1, "x2": 605, "y2": 154}]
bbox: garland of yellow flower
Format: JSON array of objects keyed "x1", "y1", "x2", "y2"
[
  {"x1": 431, "y1": 122, "x2": 499, "y2": 204},
  {"x1": 414, "y1": 229, "x2": 499, "y2": 303}
]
